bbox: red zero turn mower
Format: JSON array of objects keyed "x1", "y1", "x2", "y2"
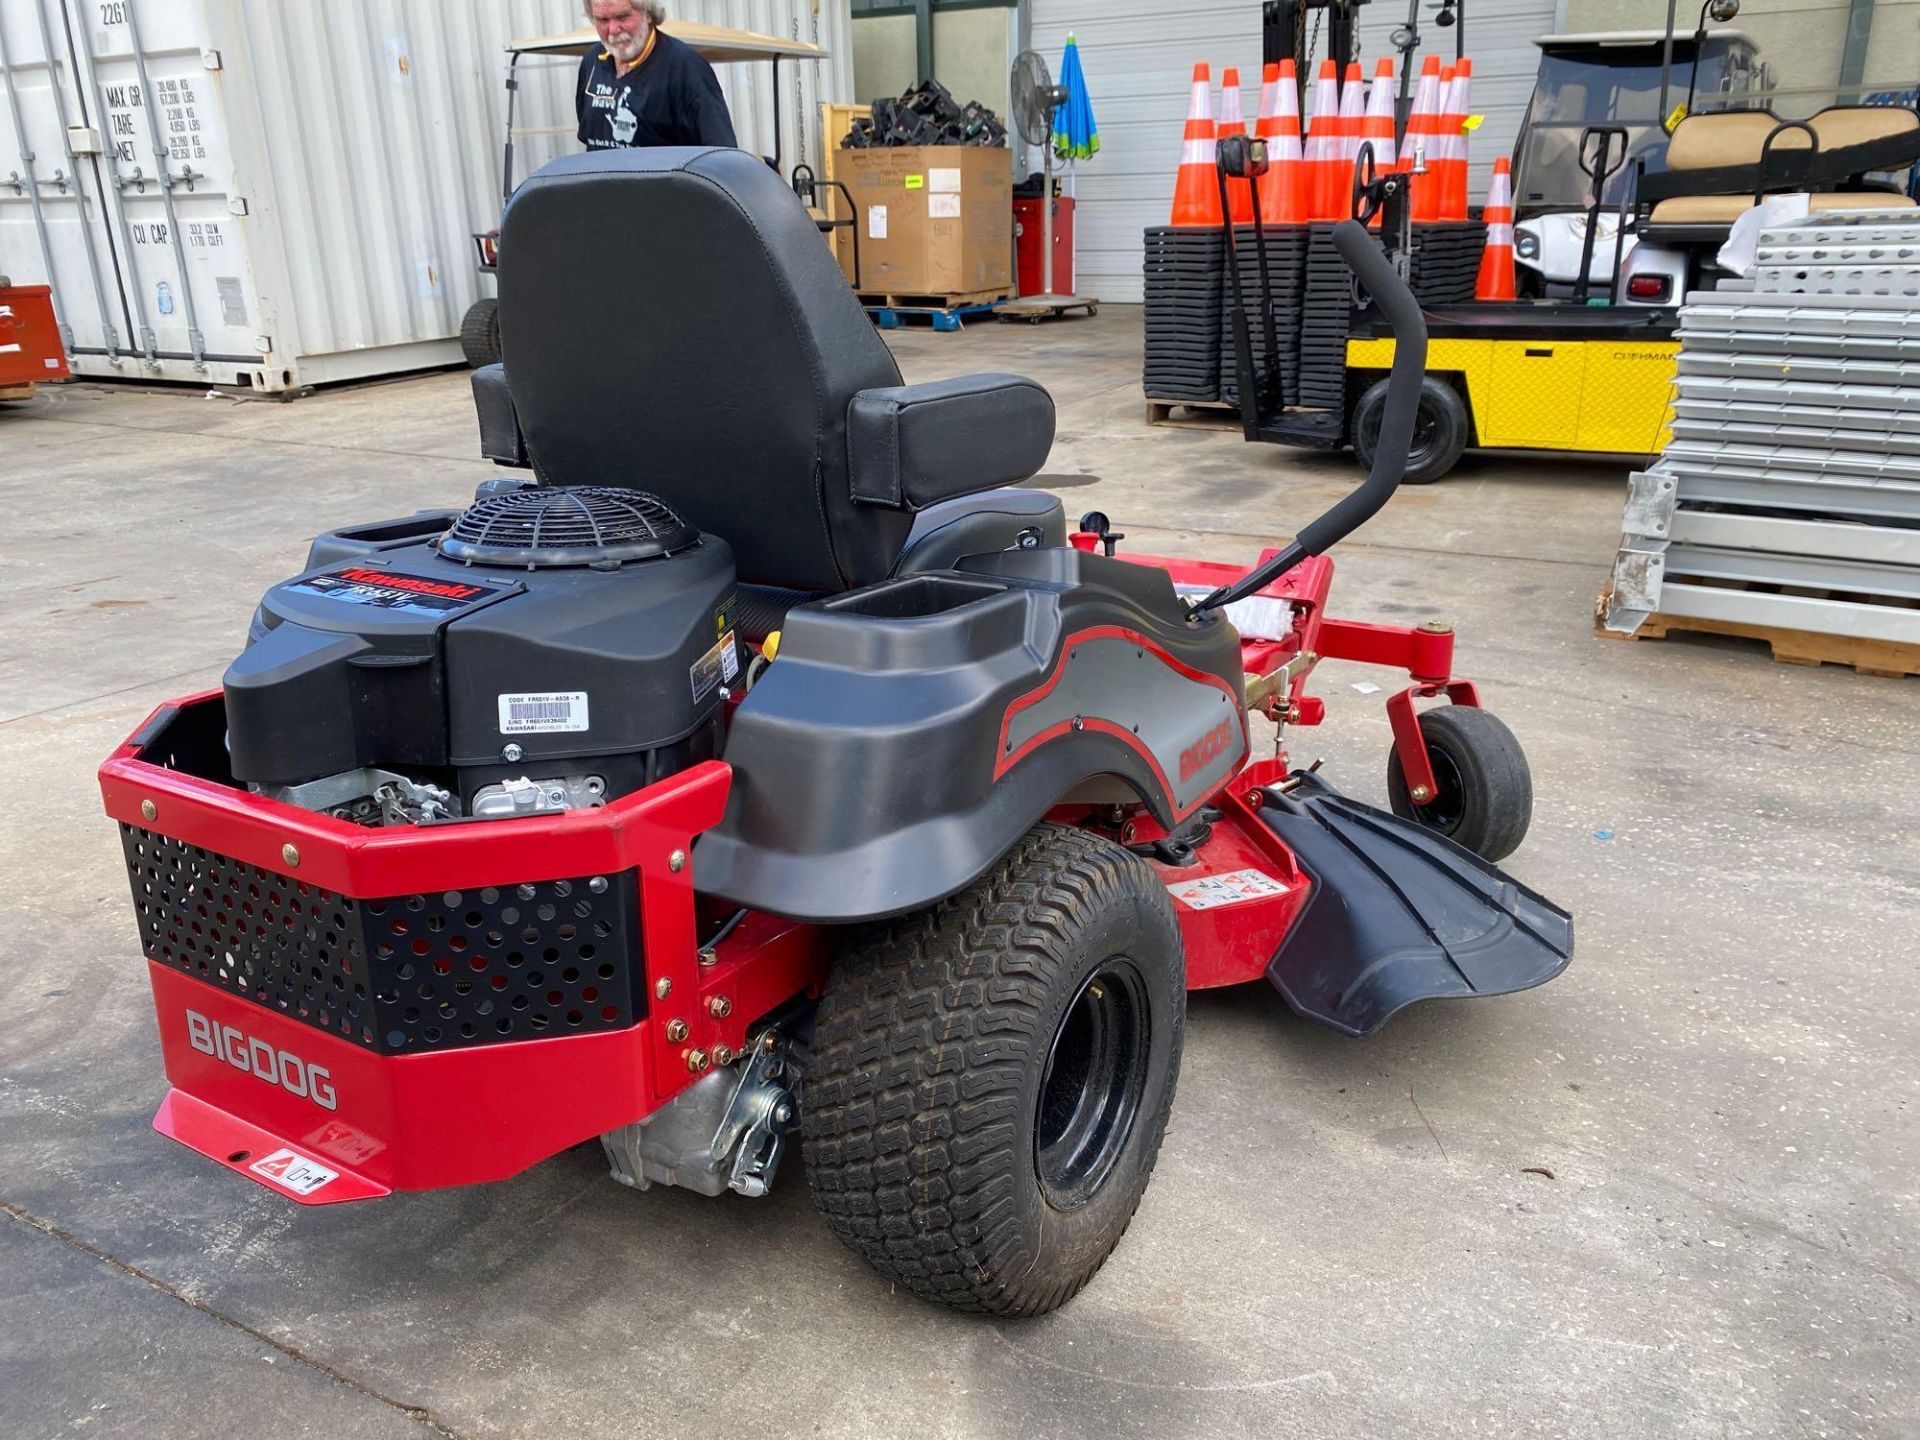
[{"x1": 100, "y1": 149, "x2": 1571, "y2": 1317}]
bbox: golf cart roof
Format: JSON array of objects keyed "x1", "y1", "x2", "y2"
[
  {"x1": 1534, "y1": 30, "x2": 1756, "y2": 51},
  {"x1": 509, "y1": 19, "x2": 828, "y2": 63}
]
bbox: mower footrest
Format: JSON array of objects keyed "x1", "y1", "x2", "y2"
[
  {"x1": 1255, "y1": 409, "x2": 1346, "y2": 450},
  {"x1": 154, "y1": 1090, "x2": 391, "y2": 1207},
  {"x1": 1258, "y1": 774, "x2": 1574, "y2": 1036}
]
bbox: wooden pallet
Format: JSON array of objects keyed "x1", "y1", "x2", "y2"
[
  {"x1": 856, "y1": 288, "x2": 1011, "y2": 311},
  {"x1": 1145, "y1": 397, "x2": 1240, "y2": 428},
  {"x1": 0, "y1": 383, "x2": 35, "y2": 402},
  {"x1": 819, "y1": 103, "x2": 864, "y2": 184},
  {"x1": 1596, "y1": 595, "x2": 1920, "y2": 679},
  {"x1": 863, "y1": 299, "x2": 1005, "y2": 333}
]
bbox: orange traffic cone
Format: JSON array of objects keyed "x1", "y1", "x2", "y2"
[
  {"x1": 1218, "y1": 67, "x2": 1254, "y2": 223},
  {"x1": 1169, "y1": 63, "x2": 1223, "y2": 228},
  {"x1": 1360, "y1": 58, "x2": 1397, "y2": 166},
  {"x1": 1334, "y1": 63, "x2": 1367, "y2": 221},
  {"x1": 1475, "y1": 155, "x2": 1516, "y2": 300},
  {"x1": 1254, "y1": 59, "x2": 1308, "y2": 224},
  {"x1": 1359, "y1": 58, "x2": 1396, "y2": 226},
  {"x1": 1304, "y1": 60, "x2": 1341, "y2": 222},
  {"x1": 1439, "y1": 58, "x2": 1473, "y2": 221},
  {"x1": 1400, "y1": 56, "x2": 1444, "y2": 222}
]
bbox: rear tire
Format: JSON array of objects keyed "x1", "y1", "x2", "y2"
[
  {"x1": 1353, "y1": 375, "x2": 1469, "y2": 485},
  {"x1": 803, "y1": 824, "x2": 1185, "y2": 1316},
  {"x1": 1387, "y1": 704, "x2": 1533, "y2": 862},
  {"x1": 459, "y1": 297, "x2": 501, "y2": 368}
]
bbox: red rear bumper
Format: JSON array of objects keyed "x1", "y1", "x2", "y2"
[
  {"x1": 101, "y1": 694, "x2": 772, "y2": 1203},
  {"x1": 145, "y1": 961, "x2": 657, "y2": 1202}
]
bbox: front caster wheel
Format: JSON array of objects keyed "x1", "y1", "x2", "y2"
[
  {"x1": 804, "y1": 824, "x2": 1185, "y2": 1317},
  {"x1": 1387, "y1": 704, "x2": 1533, "y2": 862}
]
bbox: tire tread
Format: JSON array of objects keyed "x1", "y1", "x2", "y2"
[{"x1": 803, "y1": 824, "x2": 1182, "y2": 1316}]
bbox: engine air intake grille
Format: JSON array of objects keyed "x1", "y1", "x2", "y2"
[
  {"x1": 439, "y1": 485, "x2": 698, "y2": 568},
  {"x1": 120, "y1": 826, "x2": 643, "y2": 1054}
]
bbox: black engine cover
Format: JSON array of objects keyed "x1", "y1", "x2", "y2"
[{"x1": 224, "y1": 533, "x2": 737, "y2": 789}]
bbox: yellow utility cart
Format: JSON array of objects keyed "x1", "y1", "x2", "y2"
[
  {"x1": 1211, "y1": 142, "x2": 1680, "y2": 485},
  {"x1": 1342, "y1": 306, "x2": 1678, "y2": 483}
]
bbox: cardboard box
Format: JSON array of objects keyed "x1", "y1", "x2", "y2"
[{"x1": 833, "y1": 146, "x2": 1012, "y2": 299}]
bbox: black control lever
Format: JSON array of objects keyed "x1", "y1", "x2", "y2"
[
  {"x1": 1191, "y1": 221, "x2": 1429, "y2": 617},
  {"x1": 1078, "y1": 510, "x2": 1126, "y2": 558}
]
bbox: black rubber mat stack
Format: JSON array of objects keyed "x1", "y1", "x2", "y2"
[
  {"x1": 1296, "y1": 220, "x2": 1491, "y2": 408},
  {"x1": 1297, "y1": 224, "x2": 1358, "y2": 410},
  {"x1": 1142, "y1": 227, "x2": 1226, "y2": 402},
  {"x1": 1407, "y1": 220, "x2": 1487, "y2": 304},
  {"x1": 1218, "y1": 225, "x2": 1310, "y2": 409}
]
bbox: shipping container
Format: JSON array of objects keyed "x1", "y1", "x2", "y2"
[{"x1": 0, "y1": 0, "x2": 852, "y2": 391}]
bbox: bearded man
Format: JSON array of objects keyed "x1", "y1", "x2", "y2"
[{"x1": 576, "y1": 0, "x2": 737, "y2": 150}]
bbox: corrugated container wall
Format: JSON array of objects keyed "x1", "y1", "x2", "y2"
[
  {"x1": 0, "y1": 0, "x2": 853, "y2": 390},
  {"x1": 1029, "y1": 0, "x2": 1554, "y2": 302}
]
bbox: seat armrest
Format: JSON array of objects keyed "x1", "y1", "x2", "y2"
[
  {"x1": 847, "y1": 373, "x2": 1055, "y2": 509},
  {"x1": 471, "y1": 364, "x2": 530, "y2": 467}
]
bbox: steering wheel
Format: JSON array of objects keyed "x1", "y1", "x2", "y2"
[
  {"x1": 1578, "y1": 127, "x2": 1632, "y2": 182},
  {"x1": 1351, "y1": 141, "x2": 1383, "y2": 225}
]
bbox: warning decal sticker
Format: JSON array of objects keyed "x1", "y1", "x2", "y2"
[
  {"x1": 691, "y1": 631, "x2": 738, "y2": 703},
  {"x1": 1165, "y1": 869, "x2": 1292, "y2": 911},
  {"x1": 249, "y1": 1148, "x2": 340, "y2": 1196}
]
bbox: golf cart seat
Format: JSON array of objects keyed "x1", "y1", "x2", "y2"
[
  {"x1": 471, "y1": 146, "x2": 1058, "y2": 597},
  {"x1": 1641, "y1": 106, "x2": 1920, "y2": 240}
]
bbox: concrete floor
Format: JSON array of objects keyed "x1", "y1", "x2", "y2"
[{"x1": 2, "y1": 307, "x2": 1915, "y2": 1440}]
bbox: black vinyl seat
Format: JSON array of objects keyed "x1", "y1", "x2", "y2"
[{"x1": 475, "y1": 146, "x2": 1057, "y2": 594}]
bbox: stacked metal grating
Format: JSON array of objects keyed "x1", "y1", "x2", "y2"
[
  {"x1": 1603, "y1": 210, "x2": 1920, "y2": 669},
  {"x1": 1218, "y1": 226, "x2": 1310, "y2": 408},
  {"x1": 1143, "y1": 227, "x2": 1227, "y2": 402}
]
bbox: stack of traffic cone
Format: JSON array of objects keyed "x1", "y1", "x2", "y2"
[
  {"x1": 1439, "y1": 58, "x2": 1473, "y2": 221},
  {"x1": 1217, "y1": 67, "x2": 1254, "y2": 223},
  {"x1": 1304, "y1": 60, "x2": 1341, "y2": 222},
  {"x1": 1475, "y1": 155, "x2": 1516, "y2": 300},
  {"x1": 1169, "y1": 63, "x2": 1223, "y2": 227},
  {"x1": 1400, "y1": 56, "x2": 1444, "y2": 222},
  {"x1": 1334, "y1": 63, "x2": 1367, "y2": 221},
  {"x1": 1254, "y1": 60, "x2": 1308, "y2": 224}
]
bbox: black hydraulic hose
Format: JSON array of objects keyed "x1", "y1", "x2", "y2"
[
  {"x1": 1192, "y1": 220, "x2": 1428, "y2": 617},
  {"x1": 704, "y1": 907, "x2": 749, "y2": 950}
]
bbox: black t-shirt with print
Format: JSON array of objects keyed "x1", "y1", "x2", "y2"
[{"x1": 575, "y1": 31, "x2": 738, "y2": 150}]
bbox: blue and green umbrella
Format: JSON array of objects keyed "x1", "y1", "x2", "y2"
[{"x1": 1052, "y1": 34, "x2": 1099, "y2": 161}]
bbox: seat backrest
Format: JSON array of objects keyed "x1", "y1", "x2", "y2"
[
  {"x1": 1665, "y1": 110, "x2": 1787, "y2": 171},
  {"x1": 1808, "y1": 104, "x2": 1920, "y2": 158},
  {"x1": 497, "y1": 147, "x2": 910, "y2": 592}
]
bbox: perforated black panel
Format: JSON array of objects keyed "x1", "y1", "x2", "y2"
[{"x1": 120, "y1": 826, "x2": 643, "y2": 1054}]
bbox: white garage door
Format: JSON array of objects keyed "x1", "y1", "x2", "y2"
[{"x1": 1030, "y1": 0, "x2": 1557, "y2": 302}]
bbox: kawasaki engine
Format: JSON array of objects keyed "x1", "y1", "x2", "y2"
[{"x1": 224, "y1": 486, "x2": 739, "y2": 824}]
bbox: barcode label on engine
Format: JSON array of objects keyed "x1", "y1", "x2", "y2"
[{"x1": 498, "y1": 691, "x2": 589, "y2": 734}]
